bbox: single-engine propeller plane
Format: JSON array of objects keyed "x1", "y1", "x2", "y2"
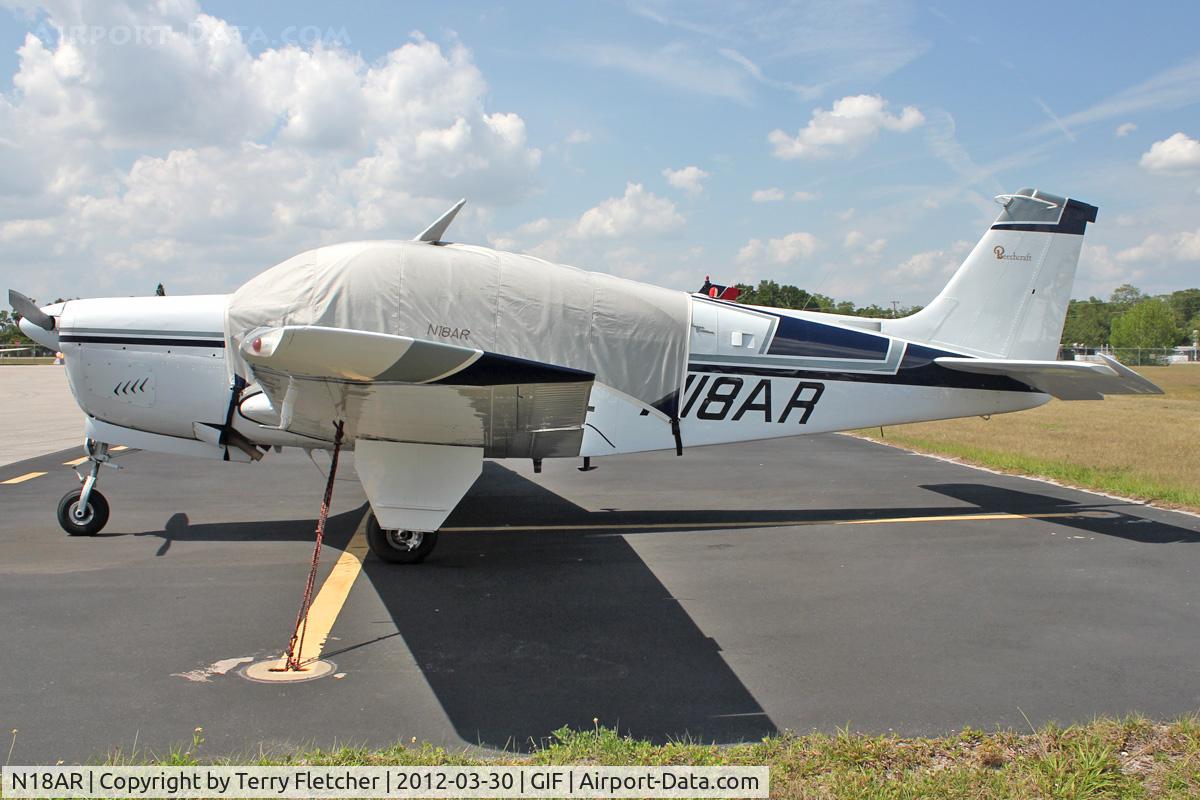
[{"x1": 10, "y1": 188, "x2": 1161, "y2": 563}]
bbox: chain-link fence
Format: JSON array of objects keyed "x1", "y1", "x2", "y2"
[
  {"x1": 1060, "y1": 346, "x2": 1200, "y2": 366},
  {"x1": 0, "y1": 344, "x2": 54, "y2": 358}
]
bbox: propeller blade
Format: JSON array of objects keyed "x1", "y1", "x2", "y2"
[{"x1": 8, "y1": 289, "x2": 55, "y2": 331}]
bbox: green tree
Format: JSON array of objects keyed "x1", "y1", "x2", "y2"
[
  {"x1": 1109, "y1": 283, "x2": 1144, "y2": 306},
  {"x1": 1109, "y1": 298, "x2": 1180, "y2": 363},
  {"x1": 0, "y1": 309, "x2": 33, "y2": 345},
  {"x1": 1186, "y1": 314, "x2": 1200, "y2": 346},
  {"x1": 832, "y1": 300, "x2": 857, "y2": 315},
  {"x1": 1166, "y1": 288, "x2": 1200, "y2": 340},
  {"x1": 1061, "y1": 298, "x2": 1113, "y2": 346},
  {"x1": 731, "y1": 280, "x2": 921, "y2": 317},
  {"x1": 735, "y1": 280, "x2": 826, "y2": 311}
]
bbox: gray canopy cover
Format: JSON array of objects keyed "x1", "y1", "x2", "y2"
[{"x1": 225, "y1": 241, "x2": 692, "y2": 417}]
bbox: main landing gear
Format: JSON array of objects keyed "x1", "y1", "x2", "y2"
[
  {"x1": 56, "y1": 439, "x2": 118, "y2": 536},
  {"x1": 365, "y1": 512, "x2": 439, "y2": 564}
]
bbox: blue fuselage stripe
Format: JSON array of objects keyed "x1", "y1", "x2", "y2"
[
  {"x1": 689, "y1": 347, "x2": 1038, "y2": 393},
  {"x1": 60, "y1": 335, "x2": 225, "y2": 348}
]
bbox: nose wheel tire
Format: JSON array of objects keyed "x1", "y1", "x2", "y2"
[
  {"x1": 56, "y1": 488, "x2": 110, "y2": 536},
  {"x1": 366, "y1": 513, "x2": 438, "y2": 564}
]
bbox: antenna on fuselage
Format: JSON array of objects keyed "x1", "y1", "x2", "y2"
[{"x1": 414, "y1": 199, "x2": 466, "y2": 244}]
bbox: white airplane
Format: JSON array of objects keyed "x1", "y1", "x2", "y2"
[{"x1": 11, "y1": 188, "x2": 1161, "y2": 563}]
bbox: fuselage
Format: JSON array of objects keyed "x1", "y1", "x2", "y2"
[
  {"x1": 17, "y1": 188, "x2": 1105, "y2": 547},
  {"x1": 47, "y1": 269, "x2": 1047, "y2": 462},
  {"x1": 579, "y1": 294, "x2": 1046, "y2": 455}
]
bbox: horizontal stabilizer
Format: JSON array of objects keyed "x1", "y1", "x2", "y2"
[{"x1": 934, "y1": 354, "x2": 1163, "y2": 400}]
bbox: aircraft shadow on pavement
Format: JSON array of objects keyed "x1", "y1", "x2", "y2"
[
  {"x1": 360, "y1": 463, "x2": 777, "y2": 751},
  {"x1": 132, "y1": 464, "x2": 1199, "y2": 751},
  {"x1": 127, "y1": 508, "x2": 368, "y2": 556},
  {"x1": 922, "y1": 483, "x2": 1200, "y2": 544},
  {"x1": 133, "y1": 467, "x2": 777, "y2": 749}
]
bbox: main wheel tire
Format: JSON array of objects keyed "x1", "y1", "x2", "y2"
[
  {"x1": 366, "y1": 514, "x2": 438, "y2": 564},
  {"x1": 56, "y1": 488, "x2": 110, "y2": 536}
]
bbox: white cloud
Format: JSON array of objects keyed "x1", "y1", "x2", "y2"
[
  {"x1": 1116, "y1": 229, "x2": 1200, "y2": 263},
  {"x1": 662, "y1": 165, "x2": 709, "y2": 195},
  {"x1": 1035, "y1": 96, "x2": 1075, "y2": 142},
  {"x1": 921, "y1": 108, "x2": 1012, "y2": 196},
  {"x1": 751, "y1": 188, "x2": 816, "y2": 203},
  {"x1": 567, "y1": 42, "x2": 752, "y2": 103},
  {"x1": 486, "y1": 183, "x2": 688, "y2": 284},
  {"x1": 0, "y1": 218, "x2": 54, "y2": 244},
  {"x1": 768, "y1": 94, "x2": 924, "y2": 160},
  {"x1": 843, "y1": 230, "x2": 886, "y2": 256},
  {"x1": 0, "y1": 1, "x2": 542, "y2": 297},
  {"x1": 751, "y1": 187, "x2": 786, "y2": 203},
  {"x1": 517, "y1": 217, "x2": 553, "y2": 236},
  {"x1": 1115, "y1": 122, "x2": 1137, "y2": 137},
  {"x1": 628, "y1": 2, "x2": 927, "y2": 97},
  {"x1": 736, "y1": 232, "x2": 819, "y2": 265},
  {"x1": 575, "y1": 182, "x2": 684, "y2": 238},
  {"x1": 1139, "y1": 132, "x2": 1200, "y2": 173},
  {"x1": 887, "y1": 241, "x2": 970, "y2": 282},
  {"x1": 565, "y1": 129, "x2": 592, "y2": 145},
  {"x1": 1036, "y1": 56, "x2": 1200, "y2": 135},
  {"x1": 716, "y1": 47, "x2": 819, "y2": 100},
  {"x1": 1076, "y1": 244, "x2": 1143, "y2": 295}
]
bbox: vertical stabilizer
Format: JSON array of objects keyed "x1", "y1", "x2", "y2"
[{"x1": 886, "y1": 189, "x2": 1097, "y2": 360}]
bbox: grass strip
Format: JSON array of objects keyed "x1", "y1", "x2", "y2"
[
  {"x1": 855, "y1": 431, "x2": 1200, "y2": 511},
  {"x1": 73, "y1": 716, "x2": 1200, "y2": 799}
]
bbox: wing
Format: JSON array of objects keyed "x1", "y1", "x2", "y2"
[
  {"x1": 239, "y1": 325, "x2": 594, "y2": 459},
  {"x1": 934, "y1": 354, "x2": 1163, "y2": 401}
]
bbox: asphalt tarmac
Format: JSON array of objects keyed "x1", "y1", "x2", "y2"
[
  {"x1": 2, "y1": 433, "x2": 1200, "y2": 763},
  {"x1": 0, "y1": 366, "x2": 83, "y2": 467}
]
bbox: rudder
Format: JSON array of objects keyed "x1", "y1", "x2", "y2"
[{"x1": 887, "y1": 189, "x2": 1098, "y2": 360}]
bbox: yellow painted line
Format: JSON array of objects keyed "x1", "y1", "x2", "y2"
[
  {"x1": 440, "y1": 510, "x2": 1115, "y2": 534},
  {"x1": 2, "y1": 471, "x2": 46, "y2": 485},
  {"x1": 64, "y1": 446, "x2": 129, "y2": 466},
  {"x1": 840, "y1": 512, "x2": 1044, "y2": 525},
  {"x1": 255, "y1": 508, "x2": 1109, "y2": 671},
  {"x1": 293, "y1": 522, "x2": 370, "y2": 666}
]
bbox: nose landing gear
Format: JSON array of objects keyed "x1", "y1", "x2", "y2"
[
  {"x1": 56, "y1": 439, "x2": 118, "y2": 536},
  {"x1": 365, "y1": 512, "x2": 439, "y2": 564}
]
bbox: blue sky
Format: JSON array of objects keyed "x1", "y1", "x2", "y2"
[{"x1": 1, "y1": 1, "x2": 1198, "y2": 306}]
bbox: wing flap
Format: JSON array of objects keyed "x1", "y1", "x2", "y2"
[{"x1": 935, "y1": 354, "x2": 1163, "y2": 400}]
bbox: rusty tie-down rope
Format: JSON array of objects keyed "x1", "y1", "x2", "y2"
[{"x1": 277, "y1": 419, "x2": 344, "y2": 672}]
